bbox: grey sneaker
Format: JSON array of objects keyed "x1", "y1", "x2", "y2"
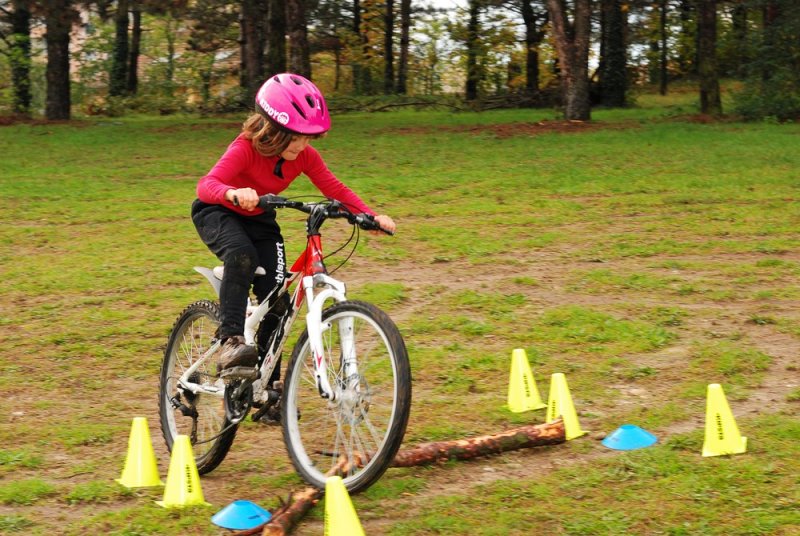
[{"x1": 218, "y1": 335, "x2": 258, "y2": 371}]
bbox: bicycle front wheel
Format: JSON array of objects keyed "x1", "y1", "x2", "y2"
[
  {"x1": 158, "y1": 300, "x2": 237, "y2": 474},
  {"x1": 282, "y1": 300, "x2": 411, "y2": 493}
]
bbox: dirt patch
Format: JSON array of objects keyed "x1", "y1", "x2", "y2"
[{"x1": 387, "y1": 119, "x2": 639, "y2": 138}]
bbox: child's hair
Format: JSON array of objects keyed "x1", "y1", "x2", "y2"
[{"x1": 242, "y1": 113, "x2": 325, "y2": 157}]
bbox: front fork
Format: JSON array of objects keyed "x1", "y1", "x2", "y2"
[{"x1": 303, "y1": 274, "x2": 350, "y2": 401}]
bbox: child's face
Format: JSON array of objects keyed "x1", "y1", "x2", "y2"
[{"x1": 281, "y1": 135, "x2": 312, "y2": 161}]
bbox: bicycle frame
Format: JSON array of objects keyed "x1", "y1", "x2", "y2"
[{"x1": 186, "y1": 230, "x2": 350, "y2": 405}]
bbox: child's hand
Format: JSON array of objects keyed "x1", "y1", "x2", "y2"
[
  {"x1": 225, "y1": 188, "x2": 259, "y2": 211},
  {"x1": 373, "y1": 214, "x2": 396, "y2": 235}
]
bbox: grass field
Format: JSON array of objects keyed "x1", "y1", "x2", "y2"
[{"x1": 1, "y1": 92, "x2": 799, "y2": 535}]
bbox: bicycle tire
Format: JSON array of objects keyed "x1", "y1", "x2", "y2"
[
  {"x1": 282, "y1": 300, "x2": 411, "y2": 493},
  {"x1": 158, "y1": 300, "x2": 237, "y2": 474}
]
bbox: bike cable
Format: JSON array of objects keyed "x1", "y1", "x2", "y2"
[{"x1": 326, "y1": 224, "x2": 359, "y2": 275}]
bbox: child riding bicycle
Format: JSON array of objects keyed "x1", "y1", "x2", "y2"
[{"x1": 190, "y1": 73, "x2": 396, "y2": 382}]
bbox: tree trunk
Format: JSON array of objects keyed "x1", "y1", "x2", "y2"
[
  {"x1": 396, "y1": 0, "x2": 410, "y2": 94},
  {"x1": 730, "y1": 1, "x2": 747, "y2": 78},
  {"x1": 678, "y1": 0, "x2": 693, "y2": 75},
  {"x1": 265, "y1": 0, "x2": 286, "y2": 77},
  {"x1": 520, "y1": 0, "x2": 544, "y2": 94},
  {"x1": 9, "y1": 0, "x2": 32, "y2": 116},
  {"x1": 383, "y1": 0, "x2": 394, "y2": 94},
  {"x1": 109, "y1": 0, "x2": 129, "y2": 97},
  {"x1": 240, "y1": 0, "x2": 266, "y2": 102},
  {"x1": 358, "y1": 0, "x2": 375, "y2": 94},
  {"x1": 761, "y1": 1, "x2": 779, "y2": 84},
  {"x1": 659, "y1": 0, "x2": 668, "y2": 95},
  {"x1": 44, "y1": 0, "x2": 74, "y2": 120},
  {"x1": 465, "y1": 0, "x2": 480, "y2": 101},
  {"x1": 127, "y1": 7, "x2": 141, "y2": 94},
  {"x1": 599, "y1": 0, "x2": 627, "y2": 107},
  {"x1": 352, "y1": 0, "x2": 363, "y2": 94},
  {"x1": 546, "y1": 0, "x2": 592, "y2": 120},
  {"x1": 696, "y1": 0, "x2": 721, "y2": 115},
  {"x1": 286, "y1": 0, "x2": 311, "y2": 78}
]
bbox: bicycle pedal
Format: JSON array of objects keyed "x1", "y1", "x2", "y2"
[
  {"x1": 220, "y1": 366, "x2": 258, "y2": 381},
  {"x1": 254, "y1": 409, "x2": 282, "y2": 427}
]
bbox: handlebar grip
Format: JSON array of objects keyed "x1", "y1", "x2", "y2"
[
  {"x1": 257, "y1": 194, "x2": 287, "y2": 209},
  {"x1": 356, "y1": 214, "x2": 394, "y2": 236}
]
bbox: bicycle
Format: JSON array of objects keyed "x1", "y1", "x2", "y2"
[{"x1": 158, "y1": 194, "x2": 411, "y2": 493}]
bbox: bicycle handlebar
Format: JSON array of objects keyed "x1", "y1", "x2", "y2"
[{"x1": 249, "y1": 194, "x2": 393, "y2": 235}]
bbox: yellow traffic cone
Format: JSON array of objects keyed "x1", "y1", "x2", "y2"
[
  {"x1": 156, "y1": 435, "x2": 210, "y2": 508},
  {"x1": 116, "y1": 417, "x2": 163, "y2": 488},
  {"x1": 324, "y1": 476, "x2": 365, "y2": 536},
  {"x1": 702, "y1": 383, "x2": 747, "y2": 457},
  {"x1": 546, "y1": 373, "x2": 587, "y2": 440},
  {"x1": 507, "y1": 348, "x2": 546, "y2": 413}
]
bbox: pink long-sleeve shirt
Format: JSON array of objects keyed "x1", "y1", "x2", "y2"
[{"x1": 197, "y1": 134, "x2": 375, "y2": 216}]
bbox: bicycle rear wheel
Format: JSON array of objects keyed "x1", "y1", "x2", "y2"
[
  {"x1": 282, "y1": 300, "x2": 411, "y2": 493},
  {"x1": 158, "y1": 300, "x2": 237, "y2": 474}
]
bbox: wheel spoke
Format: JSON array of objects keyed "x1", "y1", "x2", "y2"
[
  {"x1": 283, "y1": 302, "x2": 410, "y2": 493},
  {"x1": 159, "y1": 301, "x2": 236, "y2": 475}
]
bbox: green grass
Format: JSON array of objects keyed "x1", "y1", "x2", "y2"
[
  {"x1": 0, "y1": 450, "x2": 43, "y2": 470},
  {"x1": 0, "y1": 515, "x2": 35, "y2": 533},
  {"x1": 0, "y1": 479, "x2": 58, "y2": 506},
  {"x1": 65, "y1": 481, "x2": 135, "y2": 505},
  {"x1": 1, "y1": 97, "x2": 799, "y2": 534},
  {"x1": 388, "y1": 415, "x2": 800, "y2": 536}
]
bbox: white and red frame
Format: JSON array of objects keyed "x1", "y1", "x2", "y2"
[{"x1": 186, "y1": 232, "x2": 352, "y2": 407}]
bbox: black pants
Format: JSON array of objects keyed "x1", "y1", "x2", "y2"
[{"x1": 191, "y1": 200, "x2": 288, "y2": 368}]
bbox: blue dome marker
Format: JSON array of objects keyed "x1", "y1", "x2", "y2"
[
  {"x1": 602, "y1": 424, "x2": 658, "y2": 450},
  {"x1": 211, "y1": 500, "x2": 272, "y2": 530}
]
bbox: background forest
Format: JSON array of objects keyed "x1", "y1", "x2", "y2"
[{"x1": 1, "y1": 0, "x2": 799, "y2": 122}]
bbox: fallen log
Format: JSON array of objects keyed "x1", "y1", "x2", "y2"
[
  {"x1": 235, "y1": 419, "x2": 566, "y2": 535},
  {"x1": 235, "y1": 457, "x2": 352, "y2": 536},
  {"x1": 228, "y1": 487, "x2": 321, "y2": 536},
  {"x1": 258, "y1": 453, "x2": 365, "y2": 536},
  {"x1": 261, "y1": 486, "x2": 323, "y2": 536},
  {"x1": 391, "y1": 418, "x2": 566, "y2": 467}
]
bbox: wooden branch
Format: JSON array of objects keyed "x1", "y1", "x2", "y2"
[
  {"x1": 234, "y1": 420, "x2": 566, "y2": 535},
  {"x1": 329, "y1": 97, "x2": 465, "y2": 114},
  {"x1": 391, "y1": 419, "x2": 566, "y2": 467},
  {"x1": 226, "y1": 487, "x2": 321, "y2": 536},
  {"x1": 229, "y1": 457, "x2": 351, "y2": 536},
  {"x1": 369, "y1": 101, "x2": 465, "y2": 112},
  {"x1": 260, "y1": 486, "x2": 323, "y2": 536}
]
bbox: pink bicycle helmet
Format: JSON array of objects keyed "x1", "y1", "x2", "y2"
[{"x1": 255, "y1": 73, "x2": 330, "y2": 135}]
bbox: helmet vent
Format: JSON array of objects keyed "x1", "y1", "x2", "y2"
[
  {"x1": 290, "y1": 76, "x2": 304, "y2": 85},
  {"x1": 291, "y1": 101, "x2": 307, "y2": 119},
  {"x1": 305, "y1": 95, "x2": 315, "y2": 108}
]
